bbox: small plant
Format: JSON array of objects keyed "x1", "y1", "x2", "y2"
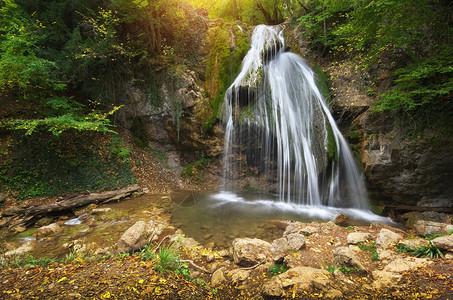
[
  {"x1": 346, "y1": 226, "x2": 354, "y2": 231},
  {"x1": 413, "y1": 241, "x2": 444, "y2": 259},
  {"x1": 396, "y1": 241, "x2": 444, "y2": 259},
  {"x1": 357, "y1": 242, "x2": 379, "y2": 262},
  {"x1": 154, "y1": 242, "x2": 181, "y2": 273},
  {"x1": 108, "y1": 136, "x2": 132, "y2": 164},
  {"x1": 425, "y1": 233, "x2": 443, "y2": 240},
  {"x1": 324, "y1": 265, "x2": 338, "y2": 273},
  {"x1": 269, "y1": 263, "x2": 288, "y2": 277},
  {"x1": 338, "y1": 265, "x2": 362, "y2": 275},
  {"x1": 138, "y1": 244, "x2": 155, "y2": 261}
]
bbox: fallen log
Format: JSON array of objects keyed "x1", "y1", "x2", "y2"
[{"x1": 4, "y1": 185, "x2": 141, "y2": 219}]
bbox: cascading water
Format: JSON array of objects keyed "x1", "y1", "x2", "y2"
[{"x1": 222, "y1": 25, "x2": 369, "y2": 209}]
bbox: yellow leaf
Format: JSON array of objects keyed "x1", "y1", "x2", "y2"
[
  {"x1": 56, "y1": 277, "x2": 67, "y2": 283},
  {"x1": 138, "y1": 279, "x2": 144, "y2": 284}
]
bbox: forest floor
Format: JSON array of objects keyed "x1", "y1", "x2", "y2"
[{"x1": 1, "y1": 130, "x2": 453, "y2": 299}]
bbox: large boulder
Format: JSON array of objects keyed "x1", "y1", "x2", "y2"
[
  {"x1": 333, "y1": 246, "x2": 367, "y2": 271},
  {"x1": 232, "y1": 238, "x2": 272, "y2": 267},
  {"x1": 375, "y1": 228, "x2": 402, "y2": 252},
  {"x1": 261, "y1": 267, "x2": 330, "y2": 297},
  {"x1": 431, "y1": 235, "x2": 453, "y2": 252},
  {"x1": 347, "y1": 232, "x2": 372, "y2": 244},
  {"x1": 37, "y1": 223, "x2": 62, "y2": 238},
  {"x1": 414, "y1": 220, "x2": 449, "y2": 236},
  {"x1": 372, "y1": 257, "x2": 431, "y2": 289},
  {"x1": 117, "y1": 221, "x2": 150, "y2": 251},
  {"x1": 3, "y1": 240, "x2": 37, "y2": 257}
]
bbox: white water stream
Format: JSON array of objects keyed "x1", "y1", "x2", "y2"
[{"x1": 222, "y1": 25, "x2": 368, "y2": 209}]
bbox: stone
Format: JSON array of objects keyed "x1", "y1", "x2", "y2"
[
  {"x1": 36, "y1": 217, "x2": 54, "y2": 227},
  {"x1": 37, "y1": 223, "x2": 62, "y2": 238},
  {"x1": 286, "y1": 233, "x2": 306, "y2": 250},
  {"x1": 117, "y1": 221, "x2": 150, "y2": 251},
  {"x1": 211, "y1": 268, "x2": 227, "y2": 287},
  {"x1": 4, "y1": 240, "x2": 37, "y2": 256},
  {"x1": 232, "y1": 238, "x2": 272, "y2": 267},
  {"x1": 333, "y1": 246, "x2": 367, "y2": 271},
  {"x1": 325, "y1": 289, "x2": 343, "y2": 299},
  {"x1": 14, "y1": 226, "x2": 26, "y2": 233},
  {"x1": 271, "y1": 237, "x2": 289, "y2": 262},
  {"x1": 261, "y1": 276, "x2": 284, "y2": 297},
  {"x1": 335, "y1": 214, "x2": 349, "y2": 226},
  {"x1": 347, "y1": 232, "x2": 372, "y2": 244},
  {"x1": 383, "y1": 257, "x2": 430, "y2": 273},
  {"x1": 372, "y1": 257, "x2": 430, "y2": 289},
  {"x1": 378, "y1": 250, "x2": 399, "y2": 263},
  {"x1": 431, "y1": 235, "x2": 453, "y2": 251},
  {"x1": 262, "y1": 266, "x2": 330, "y2": 296},
  {"x1": 397, "y1": 238, "x2": 428, "y2": 249},
  {"x1": 228, "y1": 269, "x2": 250, "y2": 285},
  {"x1": 375, "y1": 228, "x2": 402, "y2": 252},
  {"x1": 91, "y1": 208, "x2": 111, "y2": 214},
  {"x1": 284, "y1": 222, "x2": 318, "y2": 236},
  {"x1": 414, "y1": 220, "x2": 448, "y2": 236}
]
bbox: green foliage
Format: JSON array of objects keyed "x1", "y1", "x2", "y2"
[
  {"x1": 269, "y1": 263, "x2": 288, "y2": 277},
  {"x1": 357, "y1": 242, "x2": 378, "y2": 261},
  {"x1": 0, "y1": 131, "x2": 135, "y2": 199},
  {"x1": 0, "y1": 253, "x2": 58, "y2": 268},
  {"x1": 138, "y1": 245, "x2": 156, "y2": 261},
  {"x1": 154, "y1": 242, "x2": 181, "y2": 273},
  {"x1": 424, "y1": 233, "x2": 444, "y2": 240},
  {"x1": 396, "y1": 240, "x2": 444, "y2": 259},
  {"x1": 297, "y1": 0, "x2": 453, "y2": 125},
  {"x1": 338, "y1": 265, "x2": 362, "y2": 274},
  {"x1": 108, "y1": 136, "x2": 132, "y2": 164},
  {"x1": 181, "y1": 153, "x2": 211, "y2": 180},
  {"x1": 204, "y1": 23, "x2": 250, "y2": 131},
  {"x1": 0, "y1": 0, "x2": 118, "y2": 136}
]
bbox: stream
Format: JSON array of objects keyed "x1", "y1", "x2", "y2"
[{"x1": 6, "y1": 191, "x2": 393, "y2": 259}]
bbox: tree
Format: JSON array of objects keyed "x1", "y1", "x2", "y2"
[{"x1": 0, "y1": 0, "x2": 116, "y2": 136}]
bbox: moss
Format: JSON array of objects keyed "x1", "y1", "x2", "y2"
[
  {"x1": 203, "y1": 22, "x2": 250, "y2": 131},
  {"x1": 327, "y1": 124, "x2": 338, "y2": 162},
  {"x1": 312, "y1": 65, "x2": 331, "y2": 104}
]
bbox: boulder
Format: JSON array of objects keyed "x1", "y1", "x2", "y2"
[
  {"x1": 385, "y1": 257, "x2": 428, "y2": 272},
  {"x1": 117, "y1": 221, "x2": 150, "y2": 251},
  {"x1": 271, "y1": 233, "x2": 306, "y2": 262},
  {"x1": 397, "y1": 238, "x2": 428, "y2": 249},
  {"x1": 91, "y1": 208, "x2": 112, "y2": 214},
  {"x1": 271, "y1": 237, "x2": 289, "y2": 262},
  {"x1": 262, "y1": 266, "x2": 330, "y2": 298},
  {"x1": 211, "y1": 268, "x2": 227, "y2": 287},
  {"x1": 375, "y1": 228, "x2": 402, "y2": 252},
  {"x1": 347, "y1": 232, "x2": 372, "y2": 244},
  {"x1": 4, "y1": 240, "x2": 37, "y2": 256},
  {"x1": 284, "y1": 222, "x2": 319, "y2": 236},
  {"x1": 333, "y1": 246, "x2": 367, "y2": 271},
  {"x1": 431, "y1": 235, "x2": 453, "y2": 251},
  {"x1": 286, "y1": 233, "x2": 306, "y2": 250},
  {"x1": 232, "y1": 238, "x2": 272, "y2": 267},
  {"x1": 414, "y1": 220, "x2": 448, "y2": 236},
  {"x1": 372, "y1": 257, "x2": 430, "y2": 289},
  {"x1": 228, "y1": 269, "x2": 251, "y2": 285},
  {"x1": 37, "y1": 223, "x2": 62, "y2": 238}
]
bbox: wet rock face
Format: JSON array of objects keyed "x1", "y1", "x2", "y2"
[{"x1": 359, "y1": 123, "x2": 453, "y2": 206}]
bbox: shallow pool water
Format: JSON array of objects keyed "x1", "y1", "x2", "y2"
[{"x1": 171, "y1": 190, "x2": 394, "y2": 247}]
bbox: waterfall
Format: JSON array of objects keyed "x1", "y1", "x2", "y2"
[{"x1": 222, "y1": 25, "x2": 369, "y2": 209}]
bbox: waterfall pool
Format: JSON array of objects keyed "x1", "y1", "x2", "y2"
[{"x1": 171, "y1": 190, "x2": 394, "y2": 248}]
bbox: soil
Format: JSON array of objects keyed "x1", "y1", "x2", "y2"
[{"x1": 1, "y1": 130, "x2": 452, "y2": 299}]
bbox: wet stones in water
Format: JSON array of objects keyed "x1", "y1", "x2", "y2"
[{"x1": 335, "y1": 214, "x2": 350, "y2": 226}]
